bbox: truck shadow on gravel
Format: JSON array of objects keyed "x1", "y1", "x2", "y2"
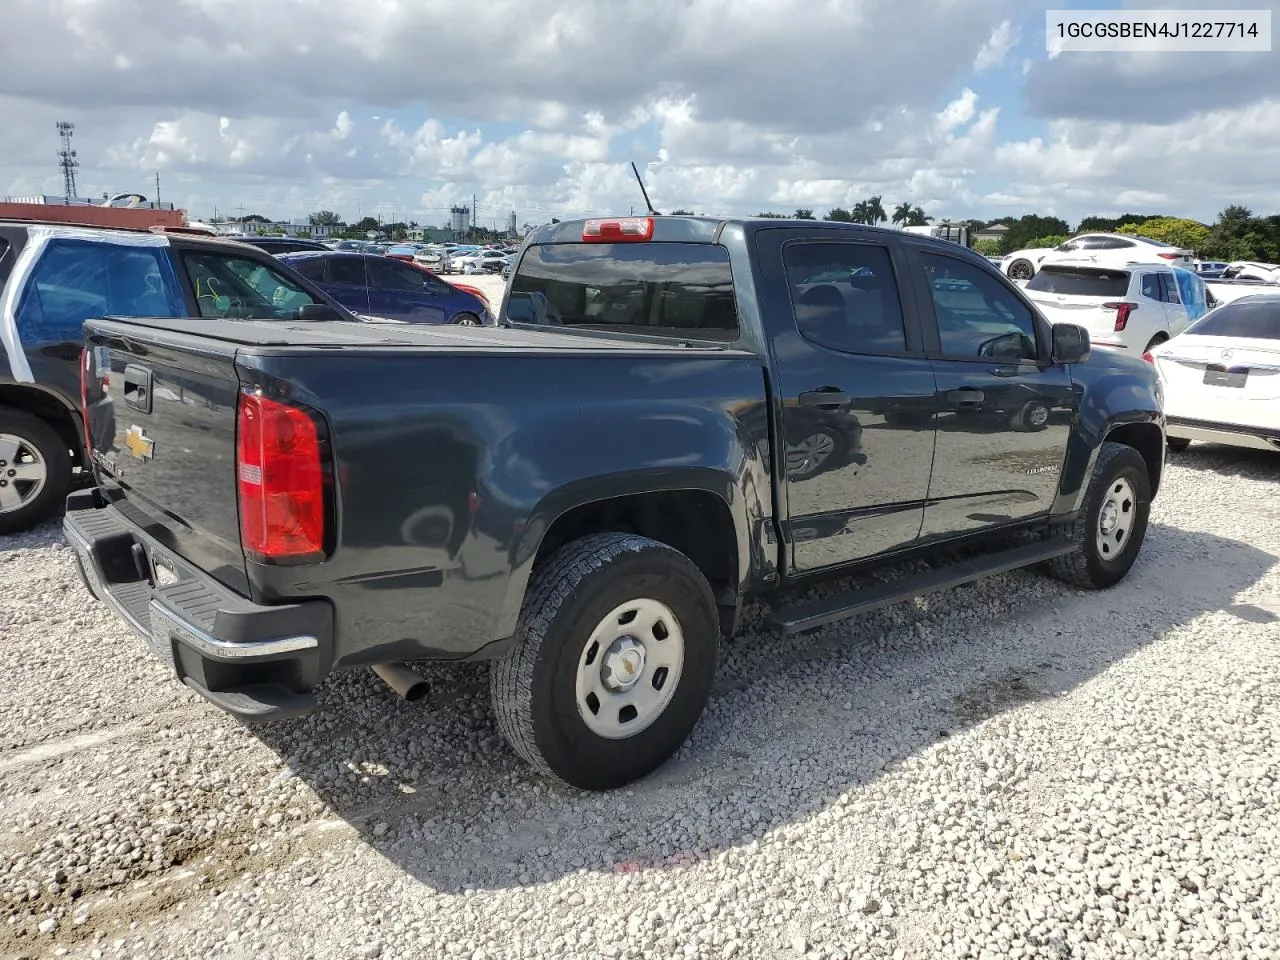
[{"x1": 248, "y1": 519, "x2": 1273, "y2": 894}]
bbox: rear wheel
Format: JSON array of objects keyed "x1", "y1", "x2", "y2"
[
  {"x1": 1045, "y1": 441, "x2": 1151, "y2": 589},
  {"x1": 1144, "y1": 333, "x2": 1169, "y2": 353},
  {"x1": 1007, "y1": 259, "x2": 1035, "y2": 281},
  {"x1": 454, "y1": 312, "x2": 481, "y2": 326},
  {"x1": 1166, "y1": 436, "x2": 1191, "y2": 452},
  {"x1": 490, "y1": 533, "x2": 719, "y2": 790},
  {"x1": 0, "y1": 408, "x2": 72, "y2": 535}
]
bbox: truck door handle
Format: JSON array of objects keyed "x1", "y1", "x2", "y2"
[
  {"x1": 945, "y1": 388, "x2": 985, "y2": 405},
  {"x1": 122, "y1": 364, "x2": 153, "y2": 414},
  {"x1": 798, "y1": 389, "x2": 851, "y2": 407}
]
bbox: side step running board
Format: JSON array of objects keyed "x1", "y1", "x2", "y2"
[{"x1": 767, "y1": 539, "x2": 1077, "y2": 636}]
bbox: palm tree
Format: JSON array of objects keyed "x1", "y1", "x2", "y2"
[
  {"x1": 906, "y1": 205, "x2": 931, "y2": 227},
  {"x1": 891, "y1": 202, "x2": 913, "y2": 228},
  {"x1": 865, "y1": 195, "x2": 887, "y2": 225},
  {"x1": 851, "y1": 201, "x2": 870, "y2": 224}
]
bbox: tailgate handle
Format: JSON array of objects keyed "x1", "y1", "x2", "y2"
[{"x1": 122, "y1": 364, "x2": 153, "y2": 414}]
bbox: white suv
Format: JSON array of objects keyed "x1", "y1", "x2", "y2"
[
  {"x1": 1023, "y1": 263, "x2": 1193, "y2": 354},
  {"x1": 1003, "y1": 233, "x2": 1194, "y2": 281}
]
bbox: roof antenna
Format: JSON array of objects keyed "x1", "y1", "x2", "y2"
[{"x1": 631, "y1": 161, "x2": 660, "y2": 216}]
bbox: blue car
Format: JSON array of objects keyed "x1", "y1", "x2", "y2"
[{"x1": 279, "y1": 251, "x2": 491, "y2": 325}]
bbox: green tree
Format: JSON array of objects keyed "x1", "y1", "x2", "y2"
[
  {"x1": 1023, "y1": 234, "x2": 1069, "y2": 249},
  {"x1": 794, "y1": 208, "x2": 815, "y2": 219},
  {"x1": 864, "y1": 196, "x2": 887, "y2": 225},
  {"x1": 824, "y1": 207, "x2": 855, "y2": 222},
  {"x1": 851, "y1": 201, "x2": 870, "y2": 224},
  {"x1": 1115, "y1": 216, "x2": 1209, "y2": 253},
  {"x1": 669, "y1": 208, "x2": 695, "y2": 215},
  {"x1": 973, "y1": 237, "x2": 1001, "y2": 257},
  {"x1": 999, "y1": 215, "x2": 1072, "y2": 255},
  {"x1": 755, "y1": 211, "x2": 786, "y2": 218},
  {"x1": 308, "y1": 210, "x2": 343, "y2": 227}
]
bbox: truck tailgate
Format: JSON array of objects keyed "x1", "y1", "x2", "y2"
[{"x1": 84, "y1": 321, "x2": 248, "y2": 591}]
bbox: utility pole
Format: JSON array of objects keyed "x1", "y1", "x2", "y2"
[
  {"x1": 154, "y1": 171, "x2": 161, "y2": 206},
  {"x1": 56, "y1": 121, "x2": 79, "y2": 200}
]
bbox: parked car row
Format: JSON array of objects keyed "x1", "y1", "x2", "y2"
[{"x1": 2, "y1": 210, "x2": 1274, "y2": 790}]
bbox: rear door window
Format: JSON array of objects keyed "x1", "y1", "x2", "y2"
[
  {"x1": 327, "y1": 257, "x2": 367, "y2": 286},
  {"x1": 1026, "y1": 267, "x2": 1130, "y2": 298},
  {"x1": 508, "y1": 243, "x2": 738, "y2": 341},
  {"x1": 1158, "y1": 274, "x2": 1181, "y2": 304},
  {"x1": 15, "y1": 239, "x2": 184, "y2": 342},
  {"x1": 782, "y1": 241, "x2": 907, "y2": 354}
]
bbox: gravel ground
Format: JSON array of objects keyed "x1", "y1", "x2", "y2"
[{"x1": 2, "y1": 444, "x2": 1278, "y2": 960}]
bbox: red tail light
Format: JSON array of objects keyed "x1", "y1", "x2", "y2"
[
  {"x1": 236, "y1": 390, "x2": 327, "y2": 562},
  {"x1": 582, "y1": 217, "x2": 654, "y2": 243},
  {"x1": 1156, "y1": 252, "x2": 1179, "y2": 260},
  {"x1": 1142, "y1": 351, "x2": 1155, "y2": 364},
  {"x1": 1103, "y1": 301, "x2": 1137, "y2": 331}
]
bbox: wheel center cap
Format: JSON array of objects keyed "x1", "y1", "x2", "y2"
[
  {"x1": 601, "y1": 637, "x2": 646, "y2": 691},
  {"x1": 1100, "y1": 501, "x2": 1119, "y2": 534}
]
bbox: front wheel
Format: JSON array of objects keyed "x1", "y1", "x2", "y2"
[
  {"x1": 1045, "y1": 441, "x2": 1151, "y2": 589},
  {"x1": 453, "y1": 312, "x2": 482, "y2": 326},
  {"x1": 490, "y1": 533, "x2": 719, "y2": 790}
]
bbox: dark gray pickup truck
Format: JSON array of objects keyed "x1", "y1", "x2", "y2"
[{"x1": 66, "y1": 216, "x2": 1165, "y2": 789}]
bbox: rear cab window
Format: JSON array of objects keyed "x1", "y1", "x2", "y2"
[
  {"x1": 1026, "y1": 267, "x2": 1130, "y2": 299},
  {"x1": 506, "y1": 243, "x2": 739, "y2": 342},
  {"x1": 1188, "y1": 299, "x2": 1280, "y2": 340}
]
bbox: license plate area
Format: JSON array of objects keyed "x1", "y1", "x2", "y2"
[{"x1": 1203, "y1": 364, "x2": 1248, "y2": 388}]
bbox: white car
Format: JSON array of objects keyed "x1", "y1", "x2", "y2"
[
  {"x1": 1002, "y1": 233, "x2": 1194, "y2": 281},
  {"x1": 1023, "y1": 263, "x2": 1194, "y2": 354},
  {"x1": 1147, "y1": 294, "x2": 1280, "y2": 453},
  {"x1": 449, "y1": 250, "x2": 508, "y2": 274}
]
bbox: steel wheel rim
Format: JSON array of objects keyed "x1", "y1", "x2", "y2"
[
  {"x1": 575, "y1": 597, "x2": 685, "y2": 740},
  {"x1": 1028, "y1": 404, "x2": 1049, "y2": 428},
  {"x1": 0, "y1": 433, "x2": 48, "y2": 514},
  {"x1": 786, "y1": 432, "x2": 836, "y2": 478},
  {"x1": 1096, "y1": 476, "x2": 1136, "y2": 560}
]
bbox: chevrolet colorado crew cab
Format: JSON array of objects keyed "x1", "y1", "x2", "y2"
[
  {"x1": 0, "y1": 220, "x2": 356, "y2": 533},
  {"x1": 66, "y1": 216, "x2": 1165, "y2": 790}
]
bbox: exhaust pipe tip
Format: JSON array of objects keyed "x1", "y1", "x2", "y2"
[{"x1": 372, "y1": 662, "x2": 429, "y2": 702}]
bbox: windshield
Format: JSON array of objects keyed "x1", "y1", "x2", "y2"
[
  {"x1": 1187, "y1": 298, "x2": 1280, "y2": 340},
  {"x1": 1026, "y1": 267, "x2": 1129, "y2": 298},
  {"x1": 507, "y1": 242, "x2": 739, "y2": 342}
]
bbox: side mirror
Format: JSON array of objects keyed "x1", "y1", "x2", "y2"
[
  {"x1": 1051, "y1": 323, "x2": 1091, "y2": 365},
  {"x1": 297, "y1": 303, "x2": 343, "y2": 322}
]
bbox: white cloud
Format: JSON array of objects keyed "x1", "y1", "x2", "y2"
[
  {"x1": 973, "y1": 20, "x2": 1018, "y2": 71},
  {"x1": 0, "y1": 0, "x2": 1276, "y2": 228}
]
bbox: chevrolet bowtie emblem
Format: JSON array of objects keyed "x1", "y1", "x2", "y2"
[{"x1": 125, "y1": 425, "x2": 154, "y2": 461}]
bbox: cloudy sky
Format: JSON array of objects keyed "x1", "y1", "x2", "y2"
[{"x1": 2, "y1": 0, "x2": 1276, "y2": 229}]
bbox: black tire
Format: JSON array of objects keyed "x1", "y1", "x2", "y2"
[
  {"x1": 0, "y1": 407, "x2": 72, "y2": 535},
  {"x1": 1007, "y1": 259, "x2": 1035, "y2": 281},
  {"x1": 1045, "y1": 441, "x2": 1151, "y2": 589},
  {"x1": 453, "y1": 312, "x2": 482, "y2": 327},
  {"x1": 1166, "y1": 436, "x2": 1191, "y2": 452},
  {"x1": 490, "y1": 532, "x2": 720, "y2": 790}
]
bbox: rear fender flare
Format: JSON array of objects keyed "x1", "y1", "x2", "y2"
[{"x1": 494, "y1": 468, "x2": 749, "y2": 641}]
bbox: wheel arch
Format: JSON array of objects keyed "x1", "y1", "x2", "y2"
[
  {"x1": 497, "y1": 469, "x2": 747, "y2": 641},
  {"x1": 0, "y1": 384, "x2": 85, "y2": 468}
]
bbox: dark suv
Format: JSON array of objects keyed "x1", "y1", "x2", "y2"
[{"x1": 0, "y1": 222, "x2": 355, "y2": 533}]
